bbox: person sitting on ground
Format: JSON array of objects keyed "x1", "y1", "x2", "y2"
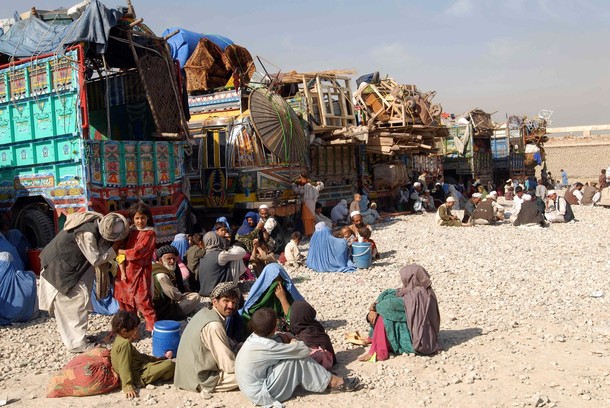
[
  {"x1": 236, "y1": 308, "x2": 361, "y2": 407},
  {"x1": 476, "y1": 184, "x2": 488, "y2": 200},
  {"x1": 330, "y1": 199, "x2": 349, "y2": 225},
  {"x1": 258, "y1": 204, "x2": 285, "y2": 254},
  {"x1": 421, "y1": 190, "x2": 436, "y2": 212},
  {"x1": 368, "y1": 202, "x2": 382, "y2": 223},
  {"x1": 283, "y1": 231, "x2": 304, "y2": 267},
  {"x1": 504, "y1": 179, "x2": 514, "y2": 201},
  {"x1": 599, "y1": 169, "x2": 608, "y2": 189},
  {"x1": 314, "y1": 202, "x2": 333, "y2": 228},
  {"x1": 240, "y1": 263, "x2": 305, "y2": 332},
  {"x1": 348, "y1": 211, "x2": 374, "y2": 239},
  {"x1": 431, "y1": 182, "x2": 446, "y2": 208},
  {"x1": 198, "y1": 232, "x2": 246, "y2": 297},
  {"x1": 535, "y1": 179, "x2": 548, "y2": 200},
  {"x1": 249, "y1": 237, "x2": 277, "y2": 277},
  {"x1": 485, "y1": 191, "x2": 506, "y2": 220},
  {"x1": 307, "y1": 222, "x2": 356, "y2": 273},
  {"x1": 513, "y1": 194, "x2": 546, "y2": 227},
  {"x1": 358, "y1": 226, "x2": 380, "y2": 260},
  {"x1": 407, "y1": 182, "x2": 425, "y2": 213},
  {"x1": 235, "y1": 212, "x2": 260, "y2": 253},
  {"x1": 152, "y1": 246, "x2": 202, "y2": 321},
  {"x1": 545, "y1": 190, "x2": 575, "y2": 223},
  {"x1": 358, "y1": 264, "x2": 441, "y2": 362},
  {"x1": 170, "y1": 233, "x2": 194, "y2": 292},
  {"x1": 186, "y1": 233, "x2": 205, "y2": 278},
  {"x1": 508, "y1": 186, "x2": 525, "y2": 222},
  {"x1": 358, "y1": 194, "x2": 377, "y2": 225},
  {"x1": 435, "y1": 197, "x2": 463, "y2": 227},
  {"x1": 564, "y1": 182, "x2": 583, "y2": 205},
  {"x1": 215, "y1": 217, "x2": 231, "y2": 235},
  {"x1": 462, "y1": 192, "x2": 482, "y2": 224},
  {"x1": 111, "y1": 311, "x2": 175, "y2": 399},
  {"x1": 0, "y1": 251, "x2": 38, "y2": 325},
  {"x1": 340, "y1": 226, "x2": 356, "y2": 248},
  {"x1": 174, "y1": 282, "x2": 242, "y2": 394},
  {"x1": 289, "y1": 300, "x2": 337, "y2": 369},
  {"x1": 581, "y1": 182, "x2": 601, "y2": 206}
]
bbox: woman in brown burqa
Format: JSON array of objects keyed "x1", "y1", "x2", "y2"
[
  {"x1": 289, "y1": 300, "x2": 337, "y2": 368},
  {"x1": 358, "y1": 264, "x2": 441, "y2": 362}
]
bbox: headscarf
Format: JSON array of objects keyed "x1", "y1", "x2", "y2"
[
  {"x1": 156, "y1": 245, "x2": 179, "y2": 260},
  {"x1": 396, "y1": 264, "x2": 441, "y2": 355},
  {"x1": 170, "y1": 233, "x2": 189, "y2": 259},
  {"x1": 240, "y1": 263, "x2": 304, "y2": 315},
  {"x1": 202, "y1": 231, "x2": 225, "y2": 252},
  {"x1": 98, "y1": 213, "x2": 129, "y2": 242},
  {"x1": 306, "y1": 222, "x2": 356, "y2": 273},
  {"x1": 290, "y1": 300, "x2": 336, "y2": 363},
  {"x1": 0, "y1": 235, "x2": 24, "y2": 271},
  {"x1": 216, "y1": 217, "x2": 231, "y2": 231},
  {"x1": 359, "y1": 194, "x2": 370, "y2": 212},
  {"x1": 210, "y1": 281, "x2": 241, "y2": 300},
  {"x1": 237, "y1": 212, "x2": 259, "y2": 235}
]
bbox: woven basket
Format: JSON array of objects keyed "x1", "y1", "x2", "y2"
[{"x1": 184, "y1": 38, "x2": 230, "y2": 93}]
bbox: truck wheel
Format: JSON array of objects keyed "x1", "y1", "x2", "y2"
[{"x1": 20, "y1": 209, "x2": 55, "y2": 248}]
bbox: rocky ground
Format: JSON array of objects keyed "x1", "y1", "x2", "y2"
[{"x1": 1, "y1": 199, "x2": 609, "y2": 408}]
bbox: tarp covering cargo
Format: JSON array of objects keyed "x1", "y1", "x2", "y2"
[
  {"x1": 0, "y1": 0, "x2": 121, "y2": 57},
  {"x1": 162, "y1": 27, "x2": 233, "y2": 68}
]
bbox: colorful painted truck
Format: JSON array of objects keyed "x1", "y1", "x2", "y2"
[{"x1": 0, "y1": 5, "x2": 190, "y2": 247}]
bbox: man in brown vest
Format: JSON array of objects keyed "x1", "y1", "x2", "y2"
[{"x1": 564, "y1": 182, "x2": 582, "y2": 205}]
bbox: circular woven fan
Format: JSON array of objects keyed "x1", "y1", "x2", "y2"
[{"x1": 248, "y1": 88, "x2": 308, "y2": 163}]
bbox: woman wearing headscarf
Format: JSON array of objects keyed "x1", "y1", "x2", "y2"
[
  {"x1": 330, "y1": 199, "x2": 349, "y2": 225},
  {"x1": 198, "y1": 231, "x2": 246, "y2": 297},
  {"x1": 290, "y1": 300, "x2": 337, "y2": 368},
  {"x1": 448, "y1": 184, "x2": 465, "y2": 210},
  {"x1": 306, "y1": 222, "x2": 356, "y2": 273},
  {"x1": 235, "y1": 212, "x2": 260, "y2": 253},
  {"x1": 239, "y1": 263, "x2": 304, "y2": 333},
  {"x1": 0, "y1": 252, "x2": 38, "y2": 325},
  {"x1": 358, "y1": 264, "x2": 441, "y2": 362},
  {"x1": 39, "y1": 211, "x2": 128, "y2": 352},
  {"x1": 170, "y1": 232, "x2": 193, "y2": 292}
]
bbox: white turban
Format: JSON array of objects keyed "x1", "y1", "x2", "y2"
[
  {"x1": 523, "y1": 194, "x2": 532, "y2": 201},
  {"x1": 547, "y1": 190, "x2": 557, "y2": 195},
  {"x1": 488, "y1": 191, "x2": 498, "y2": 197},
  {"x1": 472, "y1": 193, "x2": 482, "y2": 198},
  {"x1": 446, "y1": 197, "x2": 456, "y2": 203},
  {"x1": 413, "y1": 182, "x2": 422, "y2": 188},
  {"x1": 350, "y1": 210, "x2": 361, "y2": 218},
  {"x1": 258, "y1": 204, "x2": 269, "y2": 210}
]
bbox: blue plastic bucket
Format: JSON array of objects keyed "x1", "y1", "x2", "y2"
[
  {"x1": 152, "y1": 320, "x2": 181, "y2": 358},
  {"x1": 352, "y1": 242, "x2": 372, "y2": 269}
]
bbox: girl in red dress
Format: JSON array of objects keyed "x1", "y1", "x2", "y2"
[{"x1": 115, "y1": 203, "x2": 157, "y2": 332}]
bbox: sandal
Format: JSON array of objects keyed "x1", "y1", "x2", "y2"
[
  {"x1": 344, "y1": 331, "x2": 370, "y2": 346},
  {"x1": 329, "y1": 377, "x2": 361, "y2": 393}
]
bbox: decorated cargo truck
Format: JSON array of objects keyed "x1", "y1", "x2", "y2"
[{"x1": 0, "y1": 3, "x2": 191, "y2": 247}]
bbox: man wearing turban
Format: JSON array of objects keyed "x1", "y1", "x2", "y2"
[{"x1": 39, "y1": 211, "x2": 129, "y2": 352}]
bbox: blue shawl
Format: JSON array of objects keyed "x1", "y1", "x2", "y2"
[
  {"x1": 306, "y1": 222, "x2": 356, "y2": 272},
  {"x1": 239, "y1": 263, "x2": 304, "y2": 315},
  {"x1": 236, "y1": 212, "x2": 259, "y2": 235},
  {"x1": 171, "y1": 233, "x2": 190, "y2": 259}
]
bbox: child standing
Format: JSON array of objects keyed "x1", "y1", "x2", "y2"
[
  {"x1": 283, "y1": 231, "x2": 304, "y2": 267},
  {"x1": 110, "y1": 311, "x2": 175, "y2": 399},
  {"x1": 115, "y1": 202, "x2": 157, "y2": 332}
]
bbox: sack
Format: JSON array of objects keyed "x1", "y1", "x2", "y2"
[
  {"x1": 47, "y1": 347, "x2": 120, "y2": 398},
  {"x1": 309, "y1": 346, "x2": 334, "y2": 370}
]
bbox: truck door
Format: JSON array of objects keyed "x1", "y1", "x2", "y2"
[{"x1": 200, "y1": 128, "x2": 228, "y2": 208}]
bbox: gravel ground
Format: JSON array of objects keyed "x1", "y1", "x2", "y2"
[{"x1": 1, "y1": 200, "x2": 609, "y2": 407}]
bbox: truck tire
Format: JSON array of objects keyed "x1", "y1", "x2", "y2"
[{"x1": 20, "y1": 209, "x2": 55, "y2": 248}]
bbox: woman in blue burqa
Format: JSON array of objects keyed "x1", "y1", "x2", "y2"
[
  {"x1": 235, "y1": 211, "x2": 260, "y2": 253},
  {"x1": 239, "y1": 263, "x2": 304, "y2": 334},
  {"x1": 306, "y1": 222, "x2": 356, "y2": 273},
  {"x1": 0, "y1": 251, "x2": 38, "y2": 325}
]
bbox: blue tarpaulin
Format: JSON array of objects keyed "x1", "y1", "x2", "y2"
[
  {"x1": 0, "y1": 0, "x2": 121, "y2": 58},
  {"x1": 162, "y1": 27, "x2": 233, "y2": 68}
]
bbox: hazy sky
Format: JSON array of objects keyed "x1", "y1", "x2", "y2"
[{"x1": 2, "y1": 0, "x2": 609, "y2": 127}]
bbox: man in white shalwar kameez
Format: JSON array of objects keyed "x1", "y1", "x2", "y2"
[
  {"x1": 236, "y1": 308, "x2": 360, "y2": 406},
  {"x1": 292, "y1": 177, "x2": 324, "y2": 237}
]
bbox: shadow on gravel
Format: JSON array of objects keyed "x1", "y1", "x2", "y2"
[
  {"x1": 321, "y1": 319, "x2": 347, "y2": 330},
  {"x1": 439, "y1": 327, "x2": 483, "y2": 350},
  {"x1": 335, "y1": 347, "x2": 365, "y2": 367}
]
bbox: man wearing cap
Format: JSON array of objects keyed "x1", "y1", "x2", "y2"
[
  {"x1": 152, "y1": 245, "x2": 202, "y2": 321},
  {"x1": 564, "y1": 182, "x2": 583, "y2": 205},
  {"x1": 258, "y1": 204, "x2": 285, "y2": 254},
  {"x1": 485, "y1": 191, "x2": 506, "y2": 220},
  {"x1": 462, "y1": 193, "x2": 482, "y2": 224},
  {"x1": 513, "y1": 194, "x2": 546, "y2": 227},
  {"x1": 174, "y1": 282, "x2": 242, "y2": 394},
  {"x1": 39, "y1": 212, "x2": 128, "y2": 352},
  {"x1": 435, "y1": 197, "x2": 462, "y2": 226},
  {"x1": 472, "y1": 191, "x2": 504, "y2": 225},
  {"x1": 545, "y1": 190, "x2": 575, "y2": 223}
]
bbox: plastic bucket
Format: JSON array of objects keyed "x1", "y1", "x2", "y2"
[
  {"x1": 152, "y1": 320, "x2": 181, "y2": 358},
  {"x1": 352, "y1": 242, "x2": 372, "y2": 269}
]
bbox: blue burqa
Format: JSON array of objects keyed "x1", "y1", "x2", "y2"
[
  {"x1": 216, "y1": 217, "x2": 231, "y2": 231},
  {"x1": 171, "y1": 233, "x2": 190, "y2": 259},
  {"x1": 306, "y1": 222, "x2": 356, "y2": 273},
  {"x1": 239, "y1": 263, "x2": 304, "y2": 315},
  {"x1": 236, "y1": 212, "x2": 259, "y2": 235},
  {"x1": 0, "y1": 235, "x2": 24, "y2": 271},
  {"x1": 0, "y1": 252, "x2": 38, "y2": 325}
]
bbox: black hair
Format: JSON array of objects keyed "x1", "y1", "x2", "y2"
[
  {"x1": 315, "y1": 202, "x2": 322, "y2": 209},
  {"x1": 128, "y1": 202, "x2": 154, "y2": 227},
  {"x1": 191, "y1": 233, "x2": 203, "y2": 245},
  {"x1": 111, "y1": 310, "x2": 140, "y2": 334},
  {"x1": 515, "y1": 186, "x2": 523, "y2": 193},
  {"x1": 248, "y1": 308, "x2": 277, "y2": 338},
  {"x1": 214, "y1": 222, "x2": 228, "y2": 231},
  {"x1": 291, "y1": 231, "x2": 302, "y2": 240},
  {"x1": 358, "y1": 227, "x2": 371, "y2": 239}
]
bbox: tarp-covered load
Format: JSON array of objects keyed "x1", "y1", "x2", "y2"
[
  {"x1": 162, "y1": 27, "x2": 233, "y2": 68},
  {"x1": 0, "y1": 0, "x2": 121, "y2": 58}
]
